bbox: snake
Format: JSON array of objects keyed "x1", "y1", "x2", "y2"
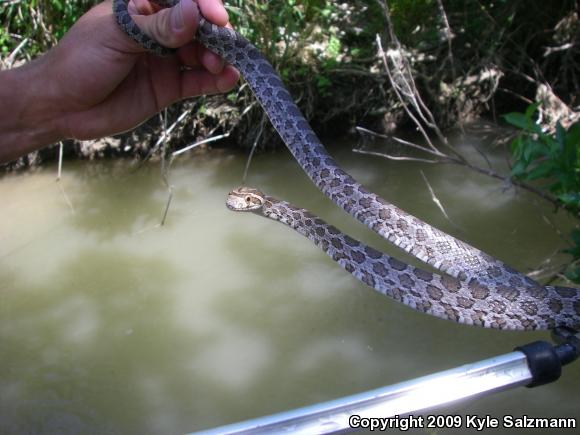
[
  {"x1": 227, "y1": 188, "x2": 580, "y2": 331},
  {"x1": 113, "y1": 0, "x2": 580, "y2": 330}
]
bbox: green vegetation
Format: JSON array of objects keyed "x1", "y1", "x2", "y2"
[
  {"x1": 2, "y1": 1, "x2": 577, "y2": 136},
  {"x1": 0, "y1": 0, "x2": 98, "y2": 56},
  {"x1": 224, "y1": 0, "x2": 387, "y2": 130},
  {"x1": 1, "y1": 0, "x2": 578, "y2": 283},
  {"x1": 505, "y1": 105, "x2": 580, "y2": 283}
]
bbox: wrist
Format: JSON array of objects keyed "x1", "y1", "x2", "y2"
[{"x1": 0, "y1": 57, "x2": 64, "y2": 164}]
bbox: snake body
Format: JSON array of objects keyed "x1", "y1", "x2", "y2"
[
  {"x1": 113, "y1": 1, "x2": 580, "y2": 330},
  {"x1": 227, "y1": 188, "x2": 580, "y2": 331}
]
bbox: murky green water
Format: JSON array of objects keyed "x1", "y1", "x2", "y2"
[{"x1": 1, "y1": 130, "x2": 579, "y2": 434}]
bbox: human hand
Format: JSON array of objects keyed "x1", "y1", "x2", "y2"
[{"x1": 38, "y1": 0, "x2": 239, "y2": 140}]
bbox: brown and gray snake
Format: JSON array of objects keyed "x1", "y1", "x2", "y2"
[{"x1": 113, "y1": 0, "x2": 580, "y2": 330}]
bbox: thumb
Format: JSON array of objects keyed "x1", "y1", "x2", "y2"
[{"x1": 132, "y1": 0, "x2": 199, "y2": 49}]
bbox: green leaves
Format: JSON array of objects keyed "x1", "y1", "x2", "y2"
[
  {"x1": 326, "y1": 35, "x2": 341, "y2": 58},
  {"x1": 316, "y1": 75, "x2": 332, "y2": 95},
  {"x1": 563, "y1": 230, "x2": 580, "y2": 256},
  {"x1": 504, "y1": 103, "x2": 542, "y2": 133},
  {"x1": 1, "y1": 0, "x2": 99, "y2": 55},
  {"x1": 505, "y1": 105, "x2": 580, "y2": 205},
  {"x1": 506, "y1": 103, "x2": 580, "y2": 283},
  {"x1": 563, "y1": 229, "x2": 580, "y2": 283}
]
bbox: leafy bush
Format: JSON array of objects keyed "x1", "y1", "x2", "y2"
[
  {"x1": 505, "y1": 104, "x2": 580, "y2": 214},
  {"x1": 0, "y1": 0, "x2": 99, "y2": 56},
  {"x1": 505, "y1": 104, "x2": 580, "y2": 283}
]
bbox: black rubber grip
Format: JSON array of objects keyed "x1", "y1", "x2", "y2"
[{"x1": 515, "y1": 341, "x2": 562, "y2": 388}]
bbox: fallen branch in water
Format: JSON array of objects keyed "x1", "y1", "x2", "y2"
[
  {"x1": 353, "y1": 147, "x2": 439, "y2": 165},
  {"x1": 353, "y1": 136, "x2": 560, "y2": 209},
  {"x1": 419, "y1": 169, "x2": 459, "y2": 230},
  {"x1": 56, "y1": 141, "x2": 64, "y2": 181},
  {"x1": 160, "y1": 109, "x2": 173, "y2": 226},
  {"x1": 242, "y1": 113, "x2": 266, "y2": 183},
  {"x1": 172, "y1": 132, "x2": 231, "y2": 157}
]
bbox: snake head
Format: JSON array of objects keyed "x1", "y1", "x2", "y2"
[{"x1": 226, "y1": 187, "x2": 265, "y2": 212}]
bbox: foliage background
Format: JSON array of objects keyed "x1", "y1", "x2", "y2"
[
  {"x1": 1, "y1": 0, "x2": 578, "y2": 279},
  {"x1": 2, "y1": 0, "x2": 578, "y2": 153}
]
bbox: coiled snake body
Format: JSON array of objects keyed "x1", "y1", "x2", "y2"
[{"x1": 114, "y1": 0, "x2": 580, "y2": 330}]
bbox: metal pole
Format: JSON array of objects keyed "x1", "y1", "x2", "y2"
[{"x1": 192, "y1": 351, "x2": 532, "y2": 435}]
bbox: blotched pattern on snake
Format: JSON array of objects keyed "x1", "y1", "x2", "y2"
[
  {"x1": 113, "y1": 1, "x2": 580, "y2": 330},
  {"x1": 227, "y1": 188, "x2": 580, "y2": 331}
]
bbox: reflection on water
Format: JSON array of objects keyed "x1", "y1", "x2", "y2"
[{"x1": 1, "y1": 134, "x2": 579, "y2": 434}]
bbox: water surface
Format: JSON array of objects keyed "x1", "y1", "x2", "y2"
[{"x1": 1, "y1": 132, "x2": 578, "y2": 434}]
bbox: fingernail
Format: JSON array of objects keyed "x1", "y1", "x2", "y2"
[{"x1": 172, "y1": 0, "x2": 184, "y2": 31}]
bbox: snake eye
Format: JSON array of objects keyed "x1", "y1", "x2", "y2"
[{"x1": 245, "y1": 196, "x2": 252, "y2": 203}]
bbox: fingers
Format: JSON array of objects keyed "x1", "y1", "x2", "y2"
[
  {"x1": 180, "y1": 64, "x2": 239, "y2": 97},
  {"x1": 177, "y1": 43, "x2": 201, "y2": 67},
  {"x1": 121, "y1": 0, "x2": 240, "y2": 97},
  {"x1": 132, "y1": 0, "x2": 199, "y2": 48},
  {"x1": 200, "y1": 47, "x2": 225, "y2": 73},
  {"x1": 177, "y1": 42, "x2": 226, "y2": 74},
  {"x1": 197, "y1": 0, "x2": 229, "y2": 26},
  {"x1": 128, "y1": 0, "x2": 232, "y2": 75},
  {"x1": 131, "y1": 0, "x2": 156, "y2": 14}
]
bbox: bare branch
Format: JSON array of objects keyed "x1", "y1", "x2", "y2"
[
  {"x1": 435, "y1": 0, "x2": 456, "y2": 80},
  {"x1": 242, "y1": 113, "x2": 266, "y2": 183},
  {"x1": 153, "y1": 108, "x2": 192, "y2": 153},
  {"x1": 172, "y1": 132, "x2": 231, "y2": 157},
  {"x1": 353, "y1": 148, "x2": 440, "y2": 164},
  {"x1": 468, "y1": 141, "x2": 494, "y2": 171},
  {"x1": 355, "y1": 126, "x2": 449, "y2": 159},
  {"x1": 160, "y1": 109, "x2": 173, "y2": 226},
  {"x1": 375, "y1": 2, "x2": 466, "y2": 161},
  {"x1": 4, "y1": 37, "x2": 28, "y2": 68},
  {"x1": 420, "y1": 169, "x2": 459, "y2": 229},
  {"x1": 497, "y1": 87, "x2": 535, "y2": 105},
  {"x1": 544, "y1": 42, "x2": 575, "y2": 57},
  {"x1": 355, "y1": 134, "x2": 561, "y2": 208},
  {"x1": 56, "y1": 141, "x2": 64, "y2": 181},
  {"x1": 457, "y1": 160, "x2": 560, "y2": 207},
  {"x1": 376, "y1": 34, "x2": 440, "y2": 154}
]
